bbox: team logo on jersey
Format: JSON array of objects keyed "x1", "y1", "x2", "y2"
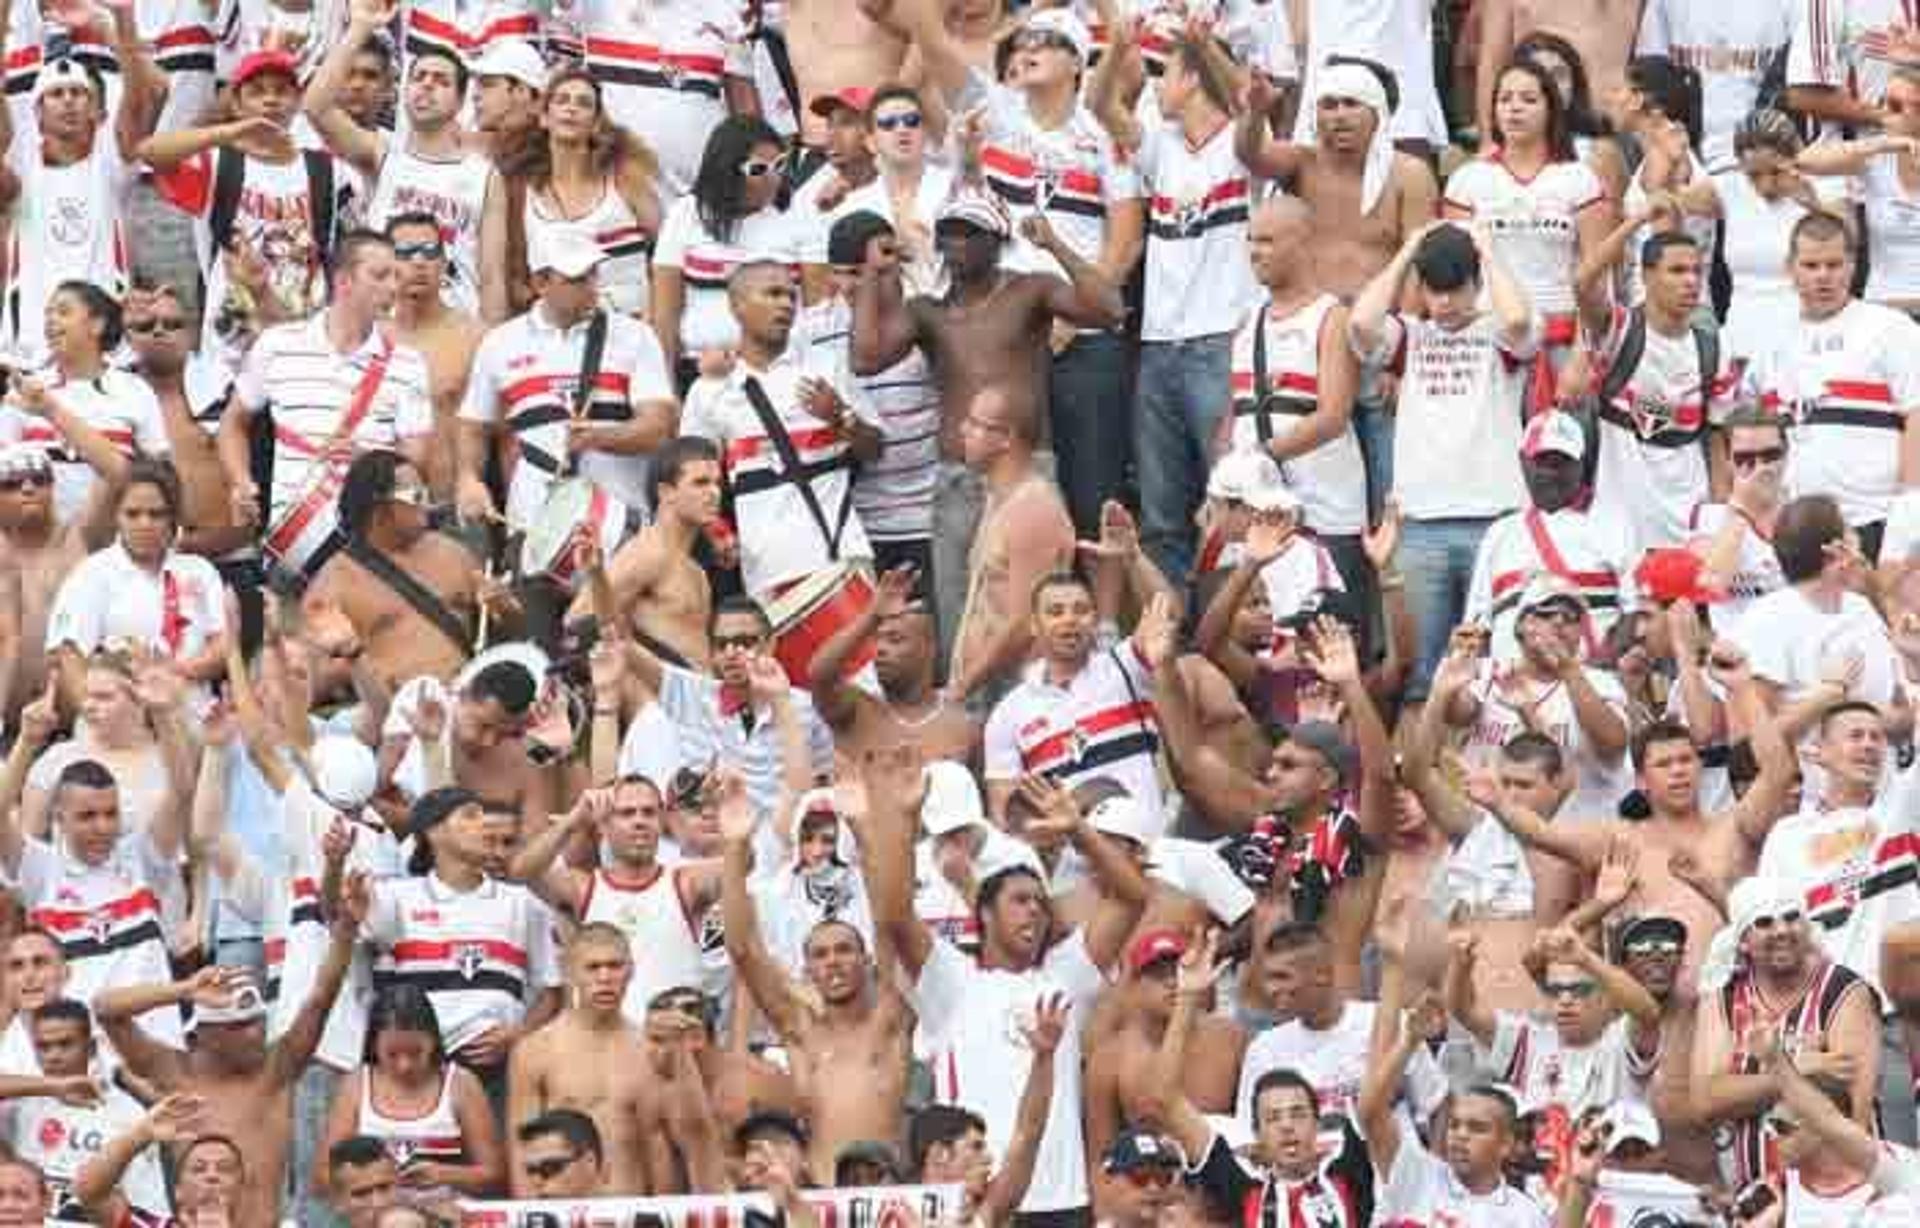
[
  {"x1": 387, "y1": 1139, "x2": 416, "y2": 1168},
  {"x1": 38, "y1": 1118, "x2": 64, "y2": 1151},
  {"x1": 697, "y1": 906, "x2": 726, "y2": 955},
  {"x1": 661, "y1": 60, "x2": 683, "y2": 89},
  {"x1": 1629, "y1": 390, "x2": 1676, "y2": 439},
  {"x1": 87, "y1": 909, "x2": 115, "y2": 947},
  {"x1": 454, "y1": 943, "x2": 487, "y2": 980},
  {"x1": 1065, "y1": 726, "x2": 1089, "y2": 764},
  {"x1": 50, "y1": 194, "x2": 91, "y2": 247}
]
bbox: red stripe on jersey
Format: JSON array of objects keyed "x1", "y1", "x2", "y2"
[
  {"x1": 32, "y1": 888, "x2": 162, "y2": 932},
  {"x1": 389, "y1": 939, "x2": 529, "y2": 968},
  {"x1": 1020, "y1": 700, "x2": 1156, "y2": 767},
  {"x1": 1824, "y1": 379, "x2": 1895, "y2": 403},
  {"x1": 724, "y1": 425, "x2": 843, "y2": 467},
  {"x1": 1230, "y1": 370, "x2": 1316, "y2": 395},
  {"x1": 979, "y1": 146, "x2": 1104, "y2": 198},
  {"x1": 1149, "y1": 177, "x2": 1248, "y2": 215},
  {"x1": 501, "y1": 371, "x2": 632, "y2": 404}
]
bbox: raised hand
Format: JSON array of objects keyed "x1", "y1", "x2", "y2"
[
  {"x1": 143, "y1": 1093, "x2": 210, "y2": 1144},
  {"x1": 714, "y1": 769, "x2": 756, "y2": 845},
  {"x1": 857, "y1": 742, "x2": 927, "y2": 819},
  {"x1": 338, "y1": 869, "x2": 372, "y2": 929},
  {"x1": 873, "y1": 564, "x2": 919, "y2": 620},
  {"x1": 1017, "y1": 211, "x2": 1060, "y2": 252},
  {"x1": 1430, "y1": 637, "x2": 1480, "y2": 704},
  {"x1": 1818, "y1": 648, "x2": 1864, "y2": 696},
  {"x1": 404, "y1": 690, "x2": 448, "y2": 744},
  {"x1": 20, "y1": 679, "x2": 59, "y2": 747},
  {"x1": 133, "y1": 660, "x2": 187, "y2": 712},
  {"x1": 1133, "y1": 591, "x2": 1180, "y2": 666},
  {"x1": 320, "y1": 816, "x2": 356, "y2": 868},
  {"x1": 1241, "y1": 510, "x2": 1294, "y2": 565},
  {"x1": 1706, "y1": 638, "x2": 1752, "y2": 689},
  {"x1": 1462, "y1": 760, "x2": 1502, "y2": 812},
  {"x1": 1013, "y1": 773, "x2": 1080, "y2": 846},
  {"x1": 1303, "y1": 616, "x2": 1360, "y2": 686},
  {"x1": 1362, "y1": 498, "x2": 1402, "y2": 571},
  {"x1": 1021, "y1": 991, "x2": 1069, "y2": 1056},
  {"x1": 185, "y1": 966, "x2": 253, "y2": 1010},
  {"x1": 1594, "y1": 836, "x2": 1640, "y2": 906},
  {"x1": 745, "y1": 652, "x2": 790, "y2": 706},
  {"x1": 1403, "y1": 989, "x2": 1448, "y2": 1043},
  {"x1": 795, "y1": 377, "x2": 847, "y2": 426},
  {"x1": 1177, "y1": 927, "x2": 1223, "y2": 996},
  {"x1": 588, "y1": 641, "x2": 626, "y2": 701}
]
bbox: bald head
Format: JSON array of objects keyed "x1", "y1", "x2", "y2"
[
  {"x1": 1247, "y1": 197, "x2": 1311, "y2": 287},
  {"x1": 727, "y1": 261, "x2": 799, "y2": 347},
  {"x1": 965, "y1": 385, "x2": 1035, "y2": 448}
]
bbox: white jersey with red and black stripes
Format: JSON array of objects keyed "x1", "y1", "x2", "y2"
[
  {"x1": 357, "y1": 1066, "x2": 466, "y2": 1170},
  {"x1": 1786, "y1": 0, "x2": 1912, "y2": 140},
  {"x1": 652, "y1": 195, "x2": 807, "y2": 357},
  {"x1": 972, "y1": 73, "x2": 1141, "y2": 281},
  {"x1": 577, "y1": 0, "x2": 746, "y2": 199},
  {"x1": 1758, "y1": 799, "x2": 1920, "y2": 997},
  {"x1": 524, "y1": 181, "x2": 652, "y2": 318},
  {"x1": 1715, "y1": 959, "x2": 1871, "y2": 1186},
  {"x1": 365, "y1": 145, "x2": 494, "y2": 317},
  {"x1": 1465, "y1": 506, "x2": 1636, "y2": 659},
  {"x1": 0, "y1": 366, "x2": 167, "y2": 524},
  {"x1": 363, "y1": 873, "x2": 564, "y2": 1055},
  {"x1": 1136, "y1": 119, "x2": 1256, "y2": 342},
  {"x1": 398, "y1": 0, "x2": 538, "y2": 72},
  {"x1": 983, "y1": 639, "x2": 1165, "y2": 837},
  {"x1": 1749, "y1": 298, "x2": 1920, "y2": 527},
  {"x1": 580, "y1": 864, "x2": 708, "y2": 1023},
  {"x1": 1228, "y1": 293, "x2": 1367, "y2": 535}
]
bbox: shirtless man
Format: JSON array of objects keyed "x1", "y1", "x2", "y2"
[
  {"x1": 566, "y1": 436, "x2": 721, "y2": 669},
  {"x1": 306, "y1": 451, "x2": 479, "y2": 687},
  {"x1": 0, "y1": 399, "x2": 133, "y2": 723},
  {"x1": 852, "y1": 198, "x2": 1122, "y2": 654},
  {"x1": 1236, "y1": 64, "x2": 1438, "y2": 301},
  {"x1": 385, "y1": 213, "x2": 484, "y2": 497},
  {"x1": 946, "y1": 386, "x2": 1075, "y2": 703},
  {"x1": 510, "y1": 780, "x2": 724, "y2": 1021},
  {"x1": 1469, "y1": 642, "x2": 1796, "y2": 994},
  {"x1": 782, "y1": 0, "x2": 909, "y2": 151},
  {"x1": 807, "y1": 563, "x2": 979, "y2": 762},
  {"x1": 718, "y1": 772, "x2": 913, "y2": 1177},
  {"x1": 507, "y1": 923, "x2": 655, "y2": 1194},
  {"x1": 94, "y1": 883, "x2": 361, "y2": 1228},
  {"x1": 379, "y1": 657, "x2": 550, "y2": 833}
]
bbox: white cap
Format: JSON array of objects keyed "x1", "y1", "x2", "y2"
[
  {"x1": 308, "y1": 735, "x2": 378, "y2": 810},
  {"x1": 1244, "y1": 480, "x2": 1302, "y2": 515},
  {"x1": 1207, "y1": 449, "x2": 1285, "y2": 501},
  {"x1": 34, "y1": 58, "x2": 99, "y2": 103},
  {"x1": 470, "y1": 39, "x2": 547, "y2": 92},
  {"x1": 529, "y1": 226, "x2": 605, "y2": 278},
  {"x1": 921, "y1": 761, "x2": 987, "y2": 838},
  {"x1": 1087, "y1": 792, "x2": 1153, "y2": 847},
  {"x1": 1522, "y1": 409, "x2": 1587, "y2": 462},
  {"x1": 1020, "y1": 7, "x2": 1092, "y2": 64},
  {"x1": 1516, "y1": 572, "x2": 1586, "y2": 616},
  {"x1": 1597, "y1": 1100, "x2": 1661, "y2": 1151},
  {"x1": 0, "y1": 442, "x2": 52, "y2": 480},
  {"x1": 458, "y1": 641, "x2": 549, "y2": 693}
]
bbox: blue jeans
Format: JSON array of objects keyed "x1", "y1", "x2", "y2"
[
  {"x1": 290, "y1": 1062, "x2": 345, "y2": 1228},
  {"x1": 1353, "y1": 396, "x2": 1395, "y2": 523},
  {"x1": 1136, "y1": 334, "x2": 1233, "y2": 585},
  {"x1": 1049, "y1": 330, "x2": 1131, "y2": 538},
  {"x1": 1401, "y1": 516, "x2": 1496, "y2": 699}
]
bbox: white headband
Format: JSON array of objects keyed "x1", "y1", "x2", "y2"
[{"x1": 1311, "y1": 62, "x2": 1394, "y2": 216}]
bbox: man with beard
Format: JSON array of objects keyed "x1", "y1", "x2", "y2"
[
  {"x1": 509, "y1": 779, "x2": 723, "y2": 1022},
  {"x1": 306, "y1": 450, "x2": 479, "y2": 687},
  {"x1": 808, "y1": 563, "x2": 978, "y2": 762},
  {"x1": 1692, "y1": 876, "x2": 1882, "y2": 1189},
  {"x1": 506, "y1": 923, "x2": 660, "y2": 1194},
  {"x1": 718, "y1": 771, "x2": 912, "y2": 1180},
  {"x1": 1465, "y1": 409, "x2": 1637, "y2": 660}
]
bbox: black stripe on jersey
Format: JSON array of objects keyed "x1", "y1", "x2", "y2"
[
  {"x1": 1146, "y1": 205, "x2": 1249, "y2": 241},
  {"x1": 55, "y1": 919, "x2": 165, "y2": 962},
  {"x1": 730, "y1": 455, "x2": 852, "y2": 496},
  {"x1": 1038, "y1": 731, "x2": 1159, "y2": 779},
  {"x1": 585, "y1": 64, "x2": 721, "y2": 98},
  {"x1": 374, "y1": 968, "x2": 529, "y2": 998},
  {"x1": 1803, "y1": 405, "x2": 1904, "y2": 431}
]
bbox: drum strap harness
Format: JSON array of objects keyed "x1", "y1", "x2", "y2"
[
  {"x1": 342, "y1": 537, "x2": 472, "y2": 655},
  {"x1": 739, "y1": 375, "x2": 854, "y2": 560},
  {"x1": 264, "y1": 334, "x2": 394, "y2": 573},
  {"x1": 562, "y1": 310, "x2": 610, "y2": 479}
]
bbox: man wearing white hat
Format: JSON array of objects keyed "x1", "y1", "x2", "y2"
[
  {"x1": 0, "y1": 11, "x2": 165, "y2": 365},
  {"x1": 1465, "y1": 407, "x2": 1637, "y2": 660},
  {"x1": 1692, "y1": 876, "x2": 1881, "y2": 1191},
  {"x1": 457, "y1": 225, "x2": 676, "y2": 533},
  {"x1": 470, "y1": 39, "x2": 545, "y2": 161}
]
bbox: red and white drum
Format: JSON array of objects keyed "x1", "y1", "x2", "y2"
[
  {"x1": 767, "y1": 563, "x2": 877, "y2": 686},
  {"x1": 518, "y1": 477, "x2": 633, "y2": 590}
]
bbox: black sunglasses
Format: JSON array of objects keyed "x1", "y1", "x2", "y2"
[
  {"x1": 394, "y1": 241, "x2": 445, "y2": 262},
  {"x1": 873, "y1": 111, "x2": 923, "y2": 131},
  {"x1": 522, "y1": 1153, "x2": 581, "y2": 1180},
  {"x1": 0, "y1": 471, "x2": 49, "y2": 492},
  {"x1": 127, "y1": 317, "x2": 188, "y2": 335}
]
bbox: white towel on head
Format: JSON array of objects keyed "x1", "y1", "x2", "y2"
[
  {"x1": 1303, "y1": 61, "x2": 1396, "y2": 218},
  {"x1": 1698, "y1": 875, "x2": 1804, "y2": 994}
]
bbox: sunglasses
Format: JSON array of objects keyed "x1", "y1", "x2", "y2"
[
  {"x1": 874, "y1": 110, "x2": 923, "y2": 131},
  {"x1": 1750, "y1": 910, "x2": 1803, "y2": 931},
  {"x1": 1527, "y1": 604, "x2": 1583, "y2": 626},
  {"x1": 1013, "y1": 31, "x2": 1074, "y2": 54},
  {"x1": 127, "y1": 317, "x2": 188, "y2": 336},
  {"x1": 1625, "y1": 939, "x2": 1682, "y2": 956},
  {"x1": 393, "y1": 240, "x2": 445, "y2": 262},
  {"x1": 387, "y1": 485, "x2": 433, "y2": 508},
  {"x1": 0, "y1": 471, "x2": 50, "y2": 491},
  {"x1": 1765, "y1": 1114, "x2": 1800, "y2": 1137},
  {"x1": 741, "y1": 153, "x2": 789, "y2": 179},
  {"x1": 1543, "y1": 980, "x2": 1600, "y2": 1000},
  {"x1": 1122, "y1": 1166, "x2": 1178, "y2": 1190},
  {"x1": 1731, "y1": 446, "x2": 1786, "y2": 469},
  {"x1": 713, "y1": 633, "x2": 763, "y2": 652},
  {"x1": 522, "y1": 1153, "x2": 581, "y2": 1180}
]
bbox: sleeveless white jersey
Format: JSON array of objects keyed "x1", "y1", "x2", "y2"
[
  {"x1": 357, "y1": 1066, "x2": 465, "y2": 1171},
  {"x1": 525, "y1": 183, "x2": 651, "y2": 317},
  {"x1": 367, "y1": 144, "x2": 493, "y2": 316},
  {"x1": 1227, "y1": 293, "x2": 1367, "y2": 535},
  {"x1": 3, "y1": 139, "x2": 132, "y2": 365},
  {"x1": 580, "y1": 866, "x2": 707, "y2": 1023},
  {"x1": 1716, "y1": 168, "x2": 1807, "y2": 363},
  {"x1": 1443, "y1": 155, "x2": 1605, "y2": 317},
  {"x1": 1862, "y1": 152, "x2": 1920, "y2": 305}
]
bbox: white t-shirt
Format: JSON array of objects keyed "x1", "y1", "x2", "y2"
[
  {"x1": 1376, "y1": 1139, "x2": 1552, "y2": 1227},
  {"x1": 1291, "y1": 0, "x2": 1449, "y2": 146},
  {"x1": 3, "y1": 137, "x2": 133, "y2": 366},
  {"x1": 1463, "y1": 662, "x2": 1634, "y2": 820},
  {"x1": 0, "y1": 367, "x2": 169, "y2": 525},
  {"x1": 909, "y1": 934, "x2": 1107, "y2": 1213},
  {"x1": 1732, "y1": 586, "x2": 1902, "y2": 710},
  {"x1": 1716, "y1": 169, "x2": 1810, "y2": 363},
  {"x1": 44, "y1": 544, "x2": 228, "y2": 666},
  {"x1": 1478, "y1": 1012, "x2": 1653, "y2": 1119},
  {"x1": 1364, "y1": 313, "x2": 1536, "y2": 520},
  {"x1": 1443, "y1": 156, "x2": 1606, "y2": 317},
  {"x1": 1235, "y1": 999, "x2": 1448, "y2": 1129},
  {"x1": 1687, "y1": 502, "x2": 1786, "y2": 624},
  {"x1": 653, "y1": 197, "x2": 806, "y2": 355},
  {"x1": 1862, "y1": 152, "x2": 1920, "y2": 305},
  {"x1": 1637, "y1": 0, "x2": 1799, "y2": 166}
]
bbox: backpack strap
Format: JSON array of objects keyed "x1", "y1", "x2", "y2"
[
  {"x1": 303, "y1": 149, "x2": 336, "y2": 265},
  {"x1": 1596, "y1": 306, "x2": 1647, "y2": 410},
  {"x1": 207, "y1": 145, "x2": 247, "y2": 254}
]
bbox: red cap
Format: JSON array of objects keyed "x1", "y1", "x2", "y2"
[
  {"x1": 1634, "y1": 547, "x2": 1726, "y2": 606},
  {"x1": 231, "y1": 49, "x2": 300, "y2": 90},
  {"x1": 1127, "y1": 928, "x2": 1188, "y2": 975},
  {"x1": 809, "y1": 86, "x2": 874, "y2": 119}
]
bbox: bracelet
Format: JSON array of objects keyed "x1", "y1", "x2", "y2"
[{"x1": 592, "y1": 707, "x2": 621, "y2": 718}]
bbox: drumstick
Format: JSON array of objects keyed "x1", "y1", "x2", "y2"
[{"x1": 477, "y1": 561, "x2": 495, "y2": 651}]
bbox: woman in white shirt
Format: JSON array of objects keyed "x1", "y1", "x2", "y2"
[
  {"x1": 1795, "y1": 69, "x2": 1920, "y2": 316},
  {"x1": 1605, "y1": 56, "x2": 1716, "y2": 306},
  {"x1": 1514, "y1": 31, "x2": 1630, "y2": 204},
  {"x1": 494, "y1": 68, "x2": 663, "y2": 324},
  {"x1": 1646, "y1": 111, "x2": 1812, "y2": 371},
  {"x1": 1445, "y1": 58, "x2": 1615, "y2": 408},
  {"x1": 651, "y1": 115, "x2": 808, "y2": 387}
]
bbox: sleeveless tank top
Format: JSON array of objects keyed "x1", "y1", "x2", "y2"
[
  {"x1": 366, "y1": 144, "x2": 494, "y2": 316},
  {"x1": 581, "y1": 866, "x2": 706, "y2": 1020},
  {"x1": 524, "y1": 182, "x2": 651, "y2": 316},
  {"x1": 358, "y1": 1065, "x2": 466, "y2": 1171}
]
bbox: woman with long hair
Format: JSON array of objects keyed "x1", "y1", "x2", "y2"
[
  {"x1": 1445, "y1": 57, "x2": 1617, "y2": 405},
  {"x1": 1514, "y1": 31, "x2": 1629, "y2": 202},
  {"x1": 651, "y1": 114, "x2": 808, "y2": 384},
  {"x1": 1588, "y1": 55, "x2": 1713, "y2": 306},
  {"x1": 491, "y1": 67, "x2": 661, "y2": 324},
  {"x1": 316, "y1": 985, "x2": 503, "y2": 1201}
]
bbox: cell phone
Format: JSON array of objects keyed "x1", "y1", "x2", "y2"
[{"x1": 1733, "y1": 1180, "x2": 1778, "y2": 1221}]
